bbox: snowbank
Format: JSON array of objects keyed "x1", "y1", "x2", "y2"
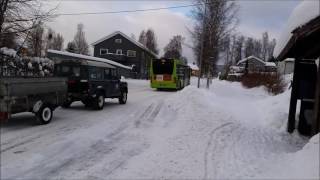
[
  {"x1": 109, "y1": 77, "x2": 317, "y2": 179},
  {"x1": 274, "y1": 0, "x2": 320, "y2": 57},
  {"x1": 261, "y1": 133, "x2": 319, "y2": 179}
]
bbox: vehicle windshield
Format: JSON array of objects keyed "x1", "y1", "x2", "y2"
[{"x1": 152, "y1": 59, "x2": 174, "y2": 74}]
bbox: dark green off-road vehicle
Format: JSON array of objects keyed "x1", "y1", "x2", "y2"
[{"x1": 53, "y1": 54, "x2": 128, "y2": 110}]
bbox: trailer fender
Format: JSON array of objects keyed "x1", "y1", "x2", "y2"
[{"x1": 33, "y1": 100, "x2": 43, "y2": 113}]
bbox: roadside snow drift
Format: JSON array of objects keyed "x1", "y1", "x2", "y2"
[{"x1": 109, "y1": 79, "x2": 318, "y2": 179}]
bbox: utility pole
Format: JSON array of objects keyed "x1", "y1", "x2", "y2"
[{"x1": 197, "y1": 0, "x2": 207, "y2": 88}]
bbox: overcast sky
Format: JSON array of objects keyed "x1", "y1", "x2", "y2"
[{"x1": 46, "y1": 0, "x2": 301, "y2": 63}]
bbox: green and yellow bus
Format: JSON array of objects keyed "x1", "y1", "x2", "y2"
[{"x1": 150, "y1": 58, "x2": 191, "y2": 90}]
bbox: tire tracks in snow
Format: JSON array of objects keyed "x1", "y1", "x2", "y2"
[
  {"x1": 203, "y1": 122, "x2": 234, "y2": 180},
  {"x1": 134, "y1": 100, "x2": 164, "y2": 128}
]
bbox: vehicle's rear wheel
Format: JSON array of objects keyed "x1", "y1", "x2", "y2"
[
  {"x1": 119, "y1": 91, "x2": 127, "y2": 104},
  {"x1": 93, "y1": 94, "x2": 104, "y2": 110},
  {"x1": 36, "y1": 105, "x2": 53, "y2": 125}
]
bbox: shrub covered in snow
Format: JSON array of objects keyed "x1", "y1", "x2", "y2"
[
  {"x1": 241, "y1": 72, "x2": 287, "y2": 95},
  {"x1": 0, "y1": 47, "x2": 17, "y2": 57},
  {"x1": 0, "y1": 47, "x2": 54, "y2": 77}
]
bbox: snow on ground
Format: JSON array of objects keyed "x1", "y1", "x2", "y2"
[{"x1": 1, "y1": 77, "x2": 319, "y2": 179}]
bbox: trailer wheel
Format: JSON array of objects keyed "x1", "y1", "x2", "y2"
[
  {"x1": 93, "y1": 94, "x2": 104, "y2": 110},
  {"x1": 36, "y1": 105, "x2": 53, "y2": 125},
  {"x1": 119, "y1": 91, "x2": 127, "y2": 104}
]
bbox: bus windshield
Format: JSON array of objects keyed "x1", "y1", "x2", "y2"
[{"x1": 152, "y1": 59, "x2": 174, "y2": 74}]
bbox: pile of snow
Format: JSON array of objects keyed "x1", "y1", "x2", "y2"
[
  {"x1": 0, "y1": 47, "x2": 17, "y2": 57},
  {"x1": 260, "y1": 133, "x2": 319, "y2": 179},
  {"x1": 274, "y1": 0, "x2": 320, "y2": 57}
]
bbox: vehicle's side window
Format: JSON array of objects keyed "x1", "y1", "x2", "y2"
[
  {"x1": 73, "y1": 67, "x2": 80, "y2": 77},
  {"x1": 62, "y1": 66, "x2": 70, "y2": 73},
  {"x1": 104, "y1": 68, "x2": 111, "y2": 80},
  {"x1": 110, "y1": 69, "x2": 117, "y2": 80},
  {"x1": 89, "y1": 67, "x2": 103, "y2": 80}
]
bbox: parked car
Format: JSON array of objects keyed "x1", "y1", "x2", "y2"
[
  {"x1": 0, "y1": 77, "x2": 67, "y2": 124},
  {"x1": 54, "y1": 59, "x2": 128, "y2": 110}
]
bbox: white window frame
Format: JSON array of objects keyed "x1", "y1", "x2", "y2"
[
  {"x1": 116, "y1": 49, "x2": 123, "y2": 55},
  {"x1": 100, "y1": 48, "x2": 108, "y2": 55},
  {"x1": 115, "y1": 39, "x2": 122, "y2": 44},
  {"x1": 127, "y1": 50, "x2": 136, "y2": 57}
]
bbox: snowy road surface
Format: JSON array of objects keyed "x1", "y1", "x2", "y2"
[{"x1": 1, "y1": 78, "x2": 319, "y2": 179}]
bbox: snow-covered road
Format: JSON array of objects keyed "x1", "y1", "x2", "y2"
[
  {"x1": 1, "y1": 80, "x2": 173, "y2": 179},
  {"x1": 1, "y1": 78, "x2": 319, "y2": 179}
]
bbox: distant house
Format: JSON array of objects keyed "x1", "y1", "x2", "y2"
[
  {"x1": 187, "y1": 62, "x2": 199, "y2": 76},
  {"x1": 92, "y1": 31, "x2": 158, "y2": 79},
  {"x1": 237, "y1": 56, "x2": 277, "y2": 72},
  {"x1": 277, "y1": 58, "x2": 295, "y2": 74}
]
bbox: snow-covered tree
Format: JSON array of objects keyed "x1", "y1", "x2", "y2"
[
  {"x1": 73, "y1": 23, "x2": 89, "y2": 55},
  {"x1": 66, "y1": 41, "x2": 76, "y2": 53},
  {"x1": 45, "y1": 29, "x2": 64, "y2": 51},
  {"x1": 261, "y1": 32, "x2": 269, "y2": 60},
  {"x1": 145, "y1": 29, "x2": 159, "y2": 55},
  {"x1": 52, "y1": 33, "x2": 64, "y2": 51},
  {"x1": 192, "y1": 0, "x2": 238, "y2": 75},
  {"x1": 26, "y1": 21, "x2": 45, "y2": 57},
  {"x1": 138, "y1": 30, "x2": 147, "y2": 46},
  {"x1": 0, "y1": 0, "x2": 55, "y2": 46},
  {"x1": 163, "y1": 35, "x2": 184, "y2": 59}
]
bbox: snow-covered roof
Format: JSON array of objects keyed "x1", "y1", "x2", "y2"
[
  {"x1": 274, "y1": 0, "x2": 320, "y2": 58},
  {"x1": 91, "y1": 31, "x2": 158, "y2": 58},
  {"x1": 187, "y1": 63, "x2": 199, "y2": 71},
  {"x1": 237, "y1": 56, "x2": 265, "y2": 65},
  {"x1": 47, "y1": 49, "x2": 132, "y2": 70},
  {"x1": 265, "y1": 62, "x2": 276, "y2": 67},
  {"x1": 237, "y1": 55, "x2": 276, "y2": 67},
  {"x1": 284, "y1": 58, "x2": 295, "y2": 62}
]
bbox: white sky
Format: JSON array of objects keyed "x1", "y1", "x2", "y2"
[{"x1": 45, "y1": 0, "x2": 301, "y2": 63}]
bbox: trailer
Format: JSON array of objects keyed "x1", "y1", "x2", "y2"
[{"x1": 0, "y1": 77, "x2": 67, "y2": 124}]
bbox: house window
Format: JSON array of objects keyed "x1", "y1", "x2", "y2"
[
  {"x1": 116, "y1": 49, "x2": 123, "y2": 55},
  {"x1": 127, "y1": 50, "x2": 136, "y2": 57},
  {"x1": 100, "y1": 48, "x2": 108, "y2": 55},
  {"x1": 115, "y1": 39, "x2": 122, "y2": 44}
]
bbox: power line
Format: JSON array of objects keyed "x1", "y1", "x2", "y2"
[
  {"x1": 52, "y1": 0, "x2": 315, "y2": 16},
  {"x1": 55, "y1": 3, "x2": 201, "y2": 16}
]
